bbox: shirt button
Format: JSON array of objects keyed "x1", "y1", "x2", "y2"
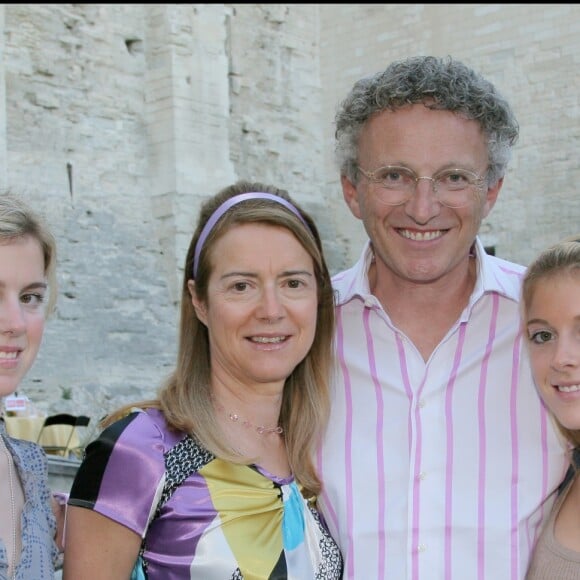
[
  {"x1": 418, "y1": 544, "x2": 427, "y2": 553},
  {"x1": 418, "y1": 472, "x2": 427, "y2": 480},
  {"x1": 418, "y1": 399, "x2": 426, "y2": 408}
]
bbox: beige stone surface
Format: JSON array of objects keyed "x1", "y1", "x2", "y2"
[{"x1": 0, "y1": 4, "x2": 576, "y2": 420}]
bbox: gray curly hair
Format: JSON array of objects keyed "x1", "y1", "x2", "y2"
[{"x1": 335, "y1": 55, "x2": 519, "y2": 186}]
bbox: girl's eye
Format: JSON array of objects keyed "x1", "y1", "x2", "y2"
[
  {"x1": 529, "y1": 330, "x2": 553, "y2": 344},
  {"x1": 21, "y1": 293, "x2": 45, "y2": 306}
]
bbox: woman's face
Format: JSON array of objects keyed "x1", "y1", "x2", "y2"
[
  {"x1": 0, "y1": 235, "x2": 47, "y2": 397},
  {"x1": 189, "y1": 223, "x2": 318, "y2": 391},
  {"x1": 525, "y1": 272, "x2": 580, "y2": 430}
]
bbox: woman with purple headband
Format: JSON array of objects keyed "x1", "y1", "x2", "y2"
[{"x1": 63, "y1": 181, "x2": 343, "y2": 579}]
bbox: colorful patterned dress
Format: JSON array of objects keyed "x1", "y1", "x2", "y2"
[{"x1": 68, "y1": 408, "x2": 343, "y2": 579}]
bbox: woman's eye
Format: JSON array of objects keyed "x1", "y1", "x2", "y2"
[
  {"x1": 21, "y1": 293, "x2": 45, "y2": 306},
  {"x1": 530, "y1": 330, "x2": 553, "y2": 344},
  {"x1": 233, "y1": 282, "x2": 248, "y2": 292}
]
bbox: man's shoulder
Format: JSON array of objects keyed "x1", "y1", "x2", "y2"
[
  {"x1": 331, "y1": 264, "x2": 357, "y2": 286},
  {"x1": 331, "y1": 262, "x2": 368, "y2": 305},
  {"x1": 478, "y1": 250, "x2": 526, "y2": 300},
  {"x1": 331, "y1": 244, "x2": 373, "y2": 304},
  {"x1": 483, "y1": 252, "x2": 526, "y2": 275}
]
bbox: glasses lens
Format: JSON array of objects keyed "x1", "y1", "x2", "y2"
[
  {"x1": 373, "y1": 166, "x2": 415, "y2": 205},
  {"x1": 435, "y1": 169, "x2": 482, "y2": 208}
]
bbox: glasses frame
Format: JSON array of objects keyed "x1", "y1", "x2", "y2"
[{"x1": 356, "y1": 164, "x2": 488, "y2": 208}]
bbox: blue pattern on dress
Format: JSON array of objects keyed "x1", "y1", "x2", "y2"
[
  {"x1": 0, "y1": 421, "x2": 58, "y2": 580},
  {"x1": 282, "y1": 481, "x2": 305, "y2": 551}
]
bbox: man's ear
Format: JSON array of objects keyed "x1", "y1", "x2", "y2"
[
  {"x1": 482, "y1": 176, "x2": 503, "y2": 219},
  {"x1": 342, "y1": 175, "x2": 363, "y2": 219},
  {"x1": 187, "y1": 280, "x2": 208, "y2": 325}
]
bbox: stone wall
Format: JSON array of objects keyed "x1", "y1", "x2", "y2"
[
  {"x1": 320, "y1": 3, "x2": 580, "y2": 267},
  {"x1": 0, "y1": 4, "x2": 578, "y2": 423},
  {"x1": 0, "y1": 4, "x2": 331, "y2": 419}
]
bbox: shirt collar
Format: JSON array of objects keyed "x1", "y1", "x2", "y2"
[{"x1": 332, "y1": 237, "x2": 524, "y2": 307}]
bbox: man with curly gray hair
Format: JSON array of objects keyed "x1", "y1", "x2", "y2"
[{"x1": 317, "y1": 56, "x2": 567, "y2": 579}]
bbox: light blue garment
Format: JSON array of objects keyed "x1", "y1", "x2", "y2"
[
  {"x1": 0, "y1": 421, "x2": 59, "y2": 580},
  {"x1": 282, "y1": 481, "x2": 305, "y2": 551},
  {"x1": 131, "y1": 556, "x2": 146, "y2": 580}
]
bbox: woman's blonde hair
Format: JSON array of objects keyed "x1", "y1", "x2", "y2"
[
  {"x1": 522, "y1": 234, "x2": 580, "y2": 448},
  {"x1": 106, "y1": 181, "x2": 335, "y2": 498},
  {"x1": 0, "y1": 192, "x2": 58, "y2": 314}
]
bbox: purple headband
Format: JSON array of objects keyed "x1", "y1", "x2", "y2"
[{"x1": 192, "y1": 192, "x2": 310, "y2": 278}]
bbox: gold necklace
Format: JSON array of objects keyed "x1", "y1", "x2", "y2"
[
  {"x1": 213, "y1": 399, "x2": 283, "y2": 435},
  {"x1": 0, "y1": 435, "x2": 16, "y2": 580}
]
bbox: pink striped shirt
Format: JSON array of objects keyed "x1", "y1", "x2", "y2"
[{"x1": 317, "y1": 239, "x2": 568, "y2": 580}]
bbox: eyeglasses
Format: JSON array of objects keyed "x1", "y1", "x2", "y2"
[{"x1": 357, "y1": 164, "x2": 487, "y2": 208}]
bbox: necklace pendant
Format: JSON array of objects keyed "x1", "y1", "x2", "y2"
[
  {"x1": 257, "y1": 425, "x2": 283, "y2": 435},
  {"x1": 216, "y1": 398, "x2": 283, "y2": 435}
]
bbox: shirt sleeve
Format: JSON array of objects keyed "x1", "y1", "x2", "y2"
[{"x1": 67, "y1": 410, "x2": 167, "y2": 537}]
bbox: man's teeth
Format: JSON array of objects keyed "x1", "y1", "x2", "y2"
[
  {"x1": 251, "y1": 336, "x2": 285, "y2": 343},
  {"x1": 558, "y1": 384, "x2": 580, "y2": 393},
  {"x1": 400, "y1": 230, "x2": 443, "y2": 241},
  {"x1": 0, "y1": 351, "x2": 17, "y2": 359}
]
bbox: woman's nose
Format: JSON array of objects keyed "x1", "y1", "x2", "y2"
[
  {"x1": 551, "y1": 336, "x2": 580, "y2": 371},
  {"x1": 258, "y1": 287, "x2": 285, "y2": 322},
  {"x1": 0, "y1": 298, "x2": 26, "y2": 336}
]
